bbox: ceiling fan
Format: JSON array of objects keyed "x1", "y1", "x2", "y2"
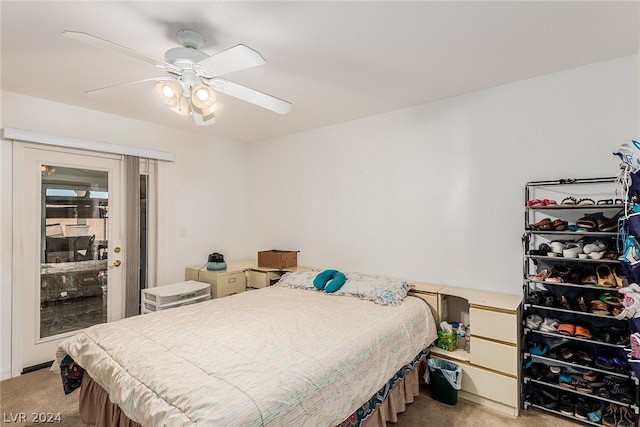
[{"x1": 62, "y1": 29, "x2": 292, "y2": 126}]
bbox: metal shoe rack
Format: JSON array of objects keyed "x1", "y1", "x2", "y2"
[{"x1": 522, "y1": 177, "x2": 638, "y2": 426}]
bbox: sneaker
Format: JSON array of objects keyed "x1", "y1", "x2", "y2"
[
  {"x1": 559, "y1": 394, "x2": 574, "y2": 416},
  {"x1": 587, "y1": 402, "x2": 605, "y2": 423},
  {"x1": 574, "y1": 397, "x2": 589, "y2": 420},
  {"x1": 613, "y1": 140, "x2": 640, "y2": 173}
]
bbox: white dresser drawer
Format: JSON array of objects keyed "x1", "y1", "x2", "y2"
[
  {"x1": 470, "y1": 336, "x2": 518, "y2": 376},
  {"x1": 470, "y1": 305, "x2": 517, "y2": 344},
  {"x1": 432, "y1": 355, "x2": 518, "y2": 408}
]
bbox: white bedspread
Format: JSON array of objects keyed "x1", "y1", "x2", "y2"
[{"x1": 57, "y1": 286, "x2": 436, "y2": 426}]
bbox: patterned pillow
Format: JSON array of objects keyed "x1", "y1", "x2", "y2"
[
  {"x1": 275, "y1": 269, "x2": 320, "y2": 289},
  {"x1": 334, "y1": 272, "x2": 411, "y2": 306},
  {"x1": 275, "y1": 270, "x2": 410, "y2": 306}
]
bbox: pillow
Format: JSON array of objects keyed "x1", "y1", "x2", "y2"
[
  {"x1": 332, "y1": 272, "x2": 411, "y2": 306},
  {"x1": 274, "y1": 269, "x2": 320, "y2": 289},
  {"x1": 275, "y1": 269, "x2": 410, "y2": 306},
  {"x1": 313, "y1": 269, "x2": 346, "y2": 293}
]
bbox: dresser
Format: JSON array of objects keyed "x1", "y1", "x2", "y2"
[{"x1": 410, "y1": 283, "x2": 522, "y2": 416}]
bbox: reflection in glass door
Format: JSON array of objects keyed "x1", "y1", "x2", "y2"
[{"x1": 40, "y1": 165, "x2": 109, "y2": 338}]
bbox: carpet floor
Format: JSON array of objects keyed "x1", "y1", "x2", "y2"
[{"x1": 1, "y1": 369, "x2": 581, "y2": 426}]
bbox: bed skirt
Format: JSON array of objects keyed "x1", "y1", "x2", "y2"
[{"x1": 79, "y1": 356, "x2": 427, "y2": 427}]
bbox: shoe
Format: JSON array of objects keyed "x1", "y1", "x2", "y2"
[
  {"x1": 561, "y1": 197, "x2": 577, "y2": 205},
  {"x1": 612, "y1": 265, "x2": 627, "y2": 288},
  {"x1": 563, "y1": 243, "x2": 583, "y2": 258},
  {"x1": 587, "y1": 402, "x2": 605, "y2": 423},
  {"x1": 538, "y1": 388, "x2": 559, "y2": 409},
  {"x1": 577, "y1": 198, "x2": 595, "y2": 206},
  {"x1": 525, "y1": 314, "x2": 543, "y2": 329},
  {"x1": 552, "y1": 219, "x2": 568, "y2": 231},
  {"x1": 531, "y1": 218, "x2": 553, "y2": 230},
  {"x1": 596, "y1": 264, "x2": 616, "y2": 288},
  {"x1": 574, "y1": 397, "x2": 590, "y2": 420},
  {"x1": 602, "y1": 404, "x2": 618, "y2": 427},
  {"x1": 595, "y1": 356, "x2": 614, "y2": 370},
  {"x1": 550, "y1": 241, "x2": 567, "y2": 254},
  {"x1": 530, "y1": 269, "x2": 551, "y2": 282},
  {"x1": 574, "y1": 326, "x2": 592, "y2": 339},
  {"x1": 590, "y1": 299, "x2": 610, "y2": 315},
  {"x1": 576, "y1": 215, "x2": 597, "y2": 230},
  {"x1": 559, "y1": 394, "x2": 574, "y2": 415},
  {"x1": 539, "y1": 318, "x2": 560, "y2": 333},
  {"x1": 529, "y1": 342, "x2": 548, "y2": 356},
  {"x1": 557, "y1": 323, "x2": 575, "y2": 336},
  {"x1": 618, "y1": 407, "x2": 636, "y2": 427}
]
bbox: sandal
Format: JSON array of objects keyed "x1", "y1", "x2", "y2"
[
  {"x1": 577, "y1": 198, "x2": 595, "y2": 206},
  {"x1": 557, "y1": 323, "x2": 576, "y2": 336},
  {"x1": 612, "y1": 265, "x2": 627, "y2": 288},
  {"x1": 530, "y1": 217, "x2": 554, "y2": 230},
  {"x1": 590, "y1": 299, "x2": 610, "y2": 315},
  {"x1": 559, "y1": 346, "x2": 574, "y2": 361},
  {"x1": 618, "y1": 407, "x2": 636, "y2": 427},
  {"x1": 576, "y1": 215, "x2": 597, "y2": 230},
  {"x1": 602, "y1": 404, "x2": 618, "y2": 427},
  {"x1": 530, "y1": 269, "x2": 551, "y2": 282},
  {"x1": 574, "y1": 325, "x2": 592, "y2": 339},
  {"x1": 552, "y1": 219, "x2": 568, "y2": 231},
  {"x1": 596, "y1": 264, "x2": 616, "y2": 288},
  {"x1": 597, "y1": 199, "x2": 614, "y2": 205},
  {"x1": 561, "y1": 196, "x2": 577, "y2": 205}
]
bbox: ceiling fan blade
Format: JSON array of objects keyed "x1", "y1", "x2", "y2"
[
  {"x1": 206, "y1": 79, "x2": 291, "y2": 114},
  {"x1": 84, "y1": 77, "x2": 174, "y2": 95},
  {"x1": 62, "y1": 30, "x2": 181, "y2": 74},
  {"x1": 197, "y1": 44, "x2": 266, "y2": 77}
]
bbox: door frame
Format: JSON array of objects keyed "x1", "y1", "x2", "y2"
[
  {"x1": 12, "y1": 143, "x2": 125, "y2": 374},
  {"x1": 3, "y1": 127, "x2": 170, "y2": 378}
]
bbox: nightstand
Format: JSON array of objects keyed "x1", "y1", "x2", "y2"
[{"x1": 184, "y1": 262, "x2": 247, "y2": 298}]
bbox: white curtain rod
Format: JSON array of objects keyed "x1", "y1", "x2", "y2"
[{"x1": 1, "y1": 127, "x2": 176, "y2": 162}]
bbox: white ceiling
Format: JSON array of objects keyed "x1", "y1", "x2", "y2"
[{"x1": 1, "y1": 1, "x2": 638, "y2": 143}]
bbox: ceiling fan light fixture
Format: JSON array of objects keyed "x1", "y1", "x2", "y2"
[
  {"x1": 155, "y1": 80, "x2": 184, "y2": 107},
  {"x1": 190, "y1": 83, "x2": 216, "y2": 109}
]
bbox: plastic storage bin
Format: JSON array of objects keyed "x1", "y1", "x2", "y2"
[{"x1": 427, "y1": 358, "x2": 462, "y2": 405}]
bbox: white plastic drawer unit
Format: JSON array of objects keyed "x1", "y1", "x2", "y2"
[{"x1": 141, "y1": 280, "x2": 212, "y2": 312}]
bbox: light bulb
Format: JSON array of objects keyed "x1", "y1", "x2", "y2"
[
  {"x1": 195, "y1": 88, "x2": 209, "y2": 102},
  {"x1": 162, "y1": 85, "x2": 175, "y2": 98}
]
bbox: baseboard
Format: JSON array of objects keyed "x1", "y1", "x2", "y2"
[{"x1": 1, "y1": 370, "x2": 12, "y2": 380}]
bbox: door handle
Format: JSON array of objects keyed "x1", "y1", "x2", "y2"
[{"x1": 111, "y1": 260, "x2": 122, "y2": 268}]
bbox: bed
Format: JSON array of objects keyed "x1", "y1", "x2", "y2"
[{"x1": 56, "y1": 270, "x2": 437, "y2": 427}]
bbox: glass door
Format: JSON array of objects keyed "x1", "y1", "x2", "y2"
[
  {"x1": 40, "y1": 165, "x2": 109, "y2": 338},
  {"x1": 18, "y1": 145, "x2": 124, "y2": 370}
]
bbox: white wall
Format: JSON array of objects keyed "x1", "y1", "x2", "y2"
[
  {"x1": 247, "y1": 55, "x2": 639, "y2": 295},
  {"x1": 0, "y1": 93, "x2": 251, "y2": 378}
]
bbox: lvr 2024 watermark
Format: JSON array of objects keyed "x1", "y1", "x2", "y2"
[{"x1": 2, "y1": 412, "x2": 62, "y2": 423}]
